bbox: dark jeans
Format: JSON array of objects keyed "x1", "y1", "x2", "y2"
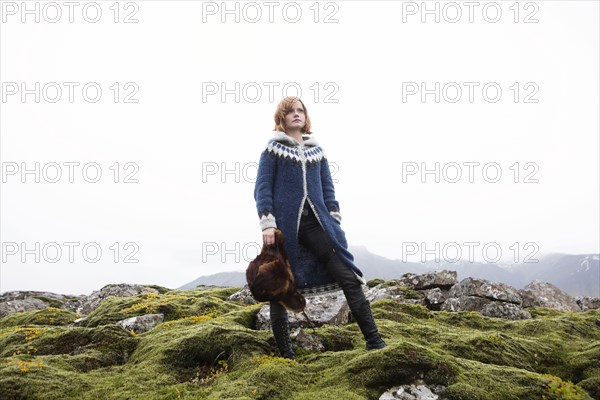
[{"x1": 270, "y1": 202, "x2": 365, "y2": 321}]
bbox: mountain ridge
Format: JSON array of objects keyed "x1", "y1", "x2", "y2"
[{"x1": 179, "y1": 250, "x2": 600, "y2": 297}]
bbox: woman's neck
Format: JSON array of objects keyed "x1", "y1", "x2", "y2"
[{"x1": 285, "y1": 130, "x2": 304, "y2": 144}]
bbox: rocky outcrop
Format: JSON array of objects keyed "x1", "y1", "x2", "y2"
[
  {"x1": 364, "y1": 270, "x2": 457, "y2": 309},
  {"x1": 440, "y1": 277, "x2": 531, "y2": 320},
  {"x1": 6, "y1": 272, "x2": 599, "y2": 331},
  {"x1": 77, "y1": 284, "x2": 159, "y2": 315},
  {"x1": 291, "y1": 327, "x2": 325, "y2": 352},
  {"x1": 380, "y1": 380, "x2": 448, "y2": 400},
  {"x1": 424, "y1": 288, "x2": 447, "y2": 311},
  {"x1": 442, "y1": 296, "x2": 531, "y2": 320},
  {"x1": 0, "y1": 284, "x2": 160, "y2": 319},
  {"x1": 0, "y1": 290, "x2": 84, "y2": 317},
  {"x1": 480, "y1": 301, "x2": 531, "y2": 320},
  {"x1": 227, "y1": 285, "x2": 258, "y2": 305},
  {"x1": 0, "y1": 297, "x2": 49, "y2": 318},
  {"x1": 365, "y1": 282, "x2": 426, "y2": 306},
  {"x1": 1, "y1": 276, "x2": 598, "y2": 400},
  {"x1": 117, "y1": 313, "x2": 164, "y2": 334},
  {"x1": 256, "y1": 291, "x2": 351, "y2": 330},
  {"x1": 575, "y1": 296, "x2": 600, "y2": 311},
  {"x1": 398, "y1": 270, "x2": 458, "y2": 290},
  {"x1": 519, "y1": 280, "x2": 580, "y2": 311},
  {"x1": 447, "y1": 277, "x2": 522, "y2": 305}
]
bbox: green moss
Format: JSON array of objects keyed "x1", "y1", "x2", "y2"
[
  {"x1": 313, "y1": 324, "x2": 356, "y2": 352},
  {"x1": 293, "y1": 387, "x2": 366, "y2": 400},
  {"x1": 143, "y1": 284, "x2": 172, "y2": 294},
  {"x1": 0, "y1": 324, "x2": 138, "y2": 374},
  {"x1": 577, "y1": 376, "x2": 600, "y2": 400},
  {"x1": 444, "y1": 360, "x2": 592, "y2": 400},
  {"x1": 345, "y1": 343, "x2": 444, "y2": 386},
  {"x1": 0, "y1": 356, "x2": 92, "y2": 400},
  {"x1": 78, "y1": 291, "x2": 238, "y2": 327},
  {"x1": 0, "y1": 307, "x2": 80, "y2": 328},
  {"x1": 434, "y1": 309, "x2": 502, "y2": 331},
  {"x1": 0, "y1": 284, "x2": 598, "y2": 400},
  {"x1": 160, "y1": 322, "x2": 270, "y2": 372},
  {"x1": 526, "y1": 306, "x2": 571, "y2": 319},
  {"x1": 398, "y1": 286, "x2": 426, "y2": 299},
  {"x1": 528, "y1": 372, "x2": 592, "y2": 400},
  {"x1": 187, "y1": 287, "x2": 243, "y2": 301},
  {"x1": 441, "y1": 331, "x2": 565, "y2": 373},
  {"x1": 561, "y1": 342, "x2": 600, "y2": 382},
  {"x1": 371, "y1": 299, "x2": 433, "y2": 320},
  {"x1": 219, "y1": 303, "x2": 262, "y2": 329},
  {"x1": 366, "y1": 279, "x2": 384, "y2": 288},
  {"x1": 313, "y1": 342, "x2": 458, "y2": 399},
  {"x1": 211, "y1": 355, "x2": 304, "y2": 399},
  {"x1": 31, "y1": 296, "x2": 64, "y2": 309}
]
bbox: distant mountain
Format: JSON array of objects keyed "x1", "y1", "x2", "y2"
[
  {"x1": 178, "y1": 271, "x2": 246, "y2": 290},
  {"x1": 178, "y1": 248, "x2": 599, "y2": 297},
  {"x1": 497, "y1": 253, "x2": 599, "y2": 297}
]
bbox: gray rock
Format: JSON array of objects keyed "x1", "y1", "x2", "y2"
[
  {"x1": 481, "y1": 301, "x2": 532, "y2": 320},
  {"x1": 519, "y1": 280, "x2": 580, "y2": 311},
  {"x1": 0, "y1": 290, "x2": 84, "y2": 315},
  {"x1": 424, "y1": 288, "x2": 447, "y2": 311},
  {"x1": 363, "y1": 283, "x2": 403, "y2": 303},
  {"x1": 256, "y1": 291, "x2": 351, "y2": 330},
  {"x1": 77, "y1": 283, "x2": 159, "y2": 315},
  {"x1": 575, "y1": 296, "x2": 600, "y2": 311},
  {"x1": 365, "y1": 271, "x2": 455, "y2": 311},
  {"x1": 449, "y1": 277, "x2": 522, "y2": 305},
  {"x1": 116, "y1": 313, "x2": 164, "y2": 334},
  {"x1": 291, "y1": 327, "x2": 325, "y2": 352},
  {"x1": 365, "y1": 283, "x2": 426, "y2": 306},
  {"x1": 227, "y1": 285, "x2": 258, "y2": 305},
  {"x1": 365, "y1": 283, "x2": 404, "y2": 303},
  {"x1": 398, "y1": 270, "x2": 458, "y2": 290},
  {"x1": 380, "y1": 381, "x2": 447, "y2": 400},
  {"x1": 441, "y1": 296, "x2": 489, "y2": 312},
  {"x1": 441, "y1": 296, "x2": 531, "y2": 320},
  {"x1": 379, "y1": 386, "x2": 402, "y2": 400},
  {"x1": 0, "y1": 298, "x2": 49, "y2": 318},
  {"x1": 440, "y1": 277, "x2": 531, "y2": 320}
]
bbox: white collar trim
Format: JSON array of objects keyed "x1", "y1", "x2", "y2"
[{"x1": 271, "y1": 131, "x2": 319, "y2": 147}]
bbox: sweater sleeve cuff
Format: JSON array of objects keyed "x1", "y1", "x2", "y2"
[
  {"x1": 259, "y1": 213, "x2": 277, "y2": 231},
  {"x1": 330, "y1": 210, "x2": 342, "y2": 223}
]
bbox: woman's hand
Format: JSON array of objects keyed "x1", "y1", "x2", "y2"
[{"x1": 263, "y1": 227, "x2": 276, "y2": 246}]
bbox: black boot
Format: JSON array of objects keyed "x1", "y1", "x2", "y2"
[
  {"x1": 323, "y1": 251, "x2": 387, "y2": 351},
  {"x1": 271, "y1": 317, "x2": 295, "y2": 360},
  {"x1": 326, "y1": 250, "x2": 386, "y2": 350},
  {"x1": 348, "y1": 297, "x2": 387, "y2": 350}
]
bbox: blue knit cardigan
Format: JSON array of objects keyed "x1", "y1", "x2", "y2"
[{"x1": 254, "y1": 131, "x2": 366, "y2": 297}]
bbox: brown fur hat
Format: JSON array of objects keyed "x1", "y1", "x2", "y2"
[{"x1": 246, "y1": 229, "x2": 306, "y2": 312}]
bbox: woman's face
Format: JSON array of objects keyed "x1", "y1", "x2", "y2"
[{"x1": 283, "y1": 101, "x2": 306, "y2": 132}]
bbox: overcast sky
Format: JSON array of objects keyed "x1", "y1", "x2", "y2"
[{"x1": 1, "y1": 0, "x2": 598, "y2": 295}]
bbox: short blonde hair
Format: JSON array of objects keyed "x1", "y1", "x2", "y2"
[{"x1": 273, "y1": 96, "x2": 312, "y2": 134}]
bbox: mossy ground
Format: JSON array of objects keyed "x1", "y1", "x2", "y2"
[
  {"x1": 0, "y1": 307, "x2": 80, "y2": 328},
  {"x1": 0, "y1": 285, "x2": 598, "y2": 399}
]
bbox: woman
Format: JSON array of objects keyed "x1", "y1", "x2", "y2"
[{"x1": 254, "y1": 96, "x2": 387, "y2": 360}]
